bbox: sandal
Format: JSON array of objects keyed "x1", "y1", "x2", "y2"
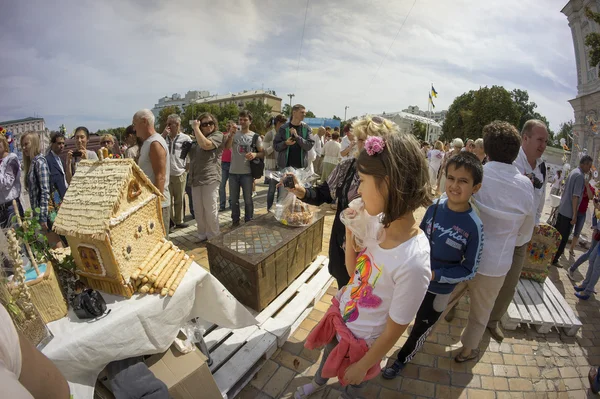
[
  {"x1": 455, "y1": 348, "x2": 480, "y2": 363},
  {"x1": 295, "y1": 381, "x2": 326, "y2": 399},
  {"x1": 569, "y1": 250, "x2": 576, "y2": 257}
]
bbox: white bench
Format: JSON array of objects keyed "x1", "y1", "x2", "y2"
[{"x1": 501, "y1": 278, "x2": 582, "y2": 336}]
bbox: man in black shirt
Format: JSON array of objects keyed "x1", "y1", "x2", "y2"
[{"x1": 273, "y1": 104, "x2": 314, "y2": 169}]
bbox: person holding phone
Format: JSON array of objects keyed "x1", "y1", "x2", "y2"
[
  {"x1": 66, "y1": 126, "x2": 98, "y2": 184},
  {"x1": 273, "y1": 104, "x2": 314, "y2": 170}
]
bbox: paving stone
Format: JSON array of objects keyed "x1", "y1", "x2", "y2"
[
  {"x1": 561, "y1": 377, "x2": 583, "y2": 391},
  {"x1": 379, "y1": 387, "x2": 414, "y2": 399},
  {"x1": 451, "y1": 372, "x2": 479, "y2": 388},
  {"x1": 493, "y1": 364, "x2": 519, "y2": 377},
  {"x1": 418, "y1": 366, "x2": 450, "y2": 385},
  {"x1": 262, "y1": 366, "x2": 297, "y2": 398},
  {"x1": 559, "y1": 366, "x2": 580, "y2": 378},
  {"x1": 508, "y1": 378, "x2": 534, "y2": 391},
  {"x1": 480, "y1": 376, "x2": 509, "y2": 391},
  {"x1": 250, "y1": 360, "x2": 279, "y2": 390},
  {"x1": 465, "y1": 388, "x2": 495, "y2": 399},
  {"x1": 400, "y1": 377, "x2": 436, "y2": 397},
  {"x1": 517, "y1": 365, "x2": 541, "y2": 378},
  {"x1": 434, "y1": 385, "x2": 466, "y2": 399}
]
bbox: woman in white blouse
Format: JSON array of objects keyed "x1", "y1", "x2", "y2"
[{"x1": 321, "y1": 131, "x2": 342, "y2": 182}]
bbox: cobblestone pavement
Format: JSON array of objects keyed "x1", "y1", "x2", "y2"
[{"x1": 170, "y1": 184, "x2": 599, "y2": 398}]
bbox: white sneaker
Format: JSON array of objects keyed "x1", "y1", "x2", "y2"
[{"x1": 567, "y1": 268, "x2": 576, "y2": 281}]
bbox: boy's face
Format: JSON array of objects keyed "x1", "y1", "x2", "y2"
[{"x1": 445, "y1": 164, "x2": 481, "y2": 206}]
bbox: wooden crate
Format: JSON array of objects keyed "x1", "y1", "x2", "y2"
[{"x1": 206, "y1": 213, "x2": 325, "y2": 311}]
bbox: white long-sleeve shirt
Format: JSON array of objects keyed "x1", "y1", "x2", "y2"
[
  {"x1": 513, "y1": 147, "x2": 546, "y2": 230},
  {"x1": 474, "y1": 161, "x2": 535, "y2": 276},
  {"x1": 310, "y1": 133, "x2": 323, "y2": 157}
]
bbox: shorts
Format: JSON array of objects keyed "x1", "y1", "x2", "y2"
[{"x1": 573, "y1": 211, "x2": 587, "y2": 238}]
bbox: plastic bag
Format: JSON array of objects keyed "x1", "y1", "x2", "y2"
[
  {"x1": 270, "y1": 167, "x2": 320, "y2": 227},
  {"x1": 340, "y1": 198, "x2": 385, "y2": 250},
  {"x1": 173, "y1": 319, "x2": 206, "y2": 354}
]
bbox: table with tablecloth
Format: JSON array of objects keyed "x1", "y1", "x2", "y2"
[{"x1": 42, "y1": 261, "x2": 257, "y2": 399}]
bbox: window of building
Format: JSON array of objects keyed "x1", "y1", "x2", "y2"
[{"x1": 77, "y1": 245, "x2": 106, "y2": 276}]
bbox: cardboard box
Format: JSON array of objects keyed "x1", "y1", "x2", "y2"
[{"x1": 146, "y1": 346, "x2": 223, "y2": 399}]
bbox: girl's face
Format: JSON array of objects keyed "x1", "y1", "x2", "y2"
[
  {"x1": 21, "y1": 136, "x2": 32, "y2": 157},
  {"x1": 357, "y1": 171, "x2": 387, "y2": 217},
  {"x1": 75, "y1": 130, "x2": 88, "y2": 150}
]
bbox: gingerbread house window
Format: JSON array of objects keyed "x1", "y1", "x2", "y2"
[{"x1": 77, "y1": 245, "x2": 106, "y2": 277}]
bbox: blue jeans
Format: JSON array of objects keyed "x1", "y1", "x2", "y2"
[
  {"x1": 581, "y1": 245, "x2": 600, "y2": 295},
  {"x1": 229, "y1": 173, "x2": 254, "y2": 223},
  {"x1": 0, "y1": 199, "x2": 23, "y2": 229},
  {"x1": 266, "y1": 177, "x2": 282, "y2": 211},
  {"x1": 570, "y1": 235, "x2": 599, "y2": 272},
  {"x1": 573, "y1": 211, "x2": 587, "y2": 238},
  {"x1": 219, "y1": 162, "x2": 231, "y2": 210}
]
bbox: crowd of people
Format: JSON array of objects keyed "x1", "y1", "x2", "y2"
[{"x1": 4, "y1": 107, "x2": 600, "y2": 396}]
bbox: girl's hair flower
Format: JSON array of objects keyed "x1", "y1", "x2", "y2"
[{"x1": 364, "y1": 136, "x2": 386, "y2": 156}]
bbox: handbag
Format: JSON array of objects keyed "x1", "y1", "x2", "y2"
[
  {"x1": 71, "y1": 289, "x2": 109, "y2": 319},
  {"x1": 250, "y1": 133, "x2": 265, "y2": 179}
]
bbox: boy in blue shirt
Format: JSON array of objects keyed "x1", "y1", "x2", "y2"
[{"x1": 383, "y1": 151, "x2": 484, "y2": 379}]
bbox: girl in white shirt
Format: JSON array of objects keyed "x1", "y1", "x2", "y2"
[
  {"x1": 296, "y1": 129, "x2": 432, "y2": 398},
  {"x1": 428, "y1": 140, "x2": 445, "y2": 189}
]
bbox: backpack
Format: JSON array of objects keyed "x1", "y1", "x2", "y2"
[{"x1": 249, "y1": 133, "x2": 264, "y2": 179}]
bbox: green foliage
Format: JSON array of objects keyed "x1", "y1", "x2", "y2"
[
  {"x1": 282, "y1": 104, "x2": 291, "y2": 117},
  {"x1": 11, "y1": 209, "x2": 49, "y2": 263},
  {"x1": 306, "y1": 110, "x2": 316, "y2": 118},
  {"x1": 181, "y1": 103, "x2": 240, "y2": 134},
  {"x1": 156, "y1": 106, "x2": 182, "y2": 134},
  {"x1": 585, "y1": 7, "x2": 600, "y2": 76},
  {"x1": 554, "y1": 120, "x2": 574, "y2": 148},
  {"x1": 411, "y1": 121, "x2": 427, "y2": 141},
  {"x1": 243, "y1": 100, "x2": 274, "y2": 134},
  {"x1": 332, "y1": 115, "x2": 342, "y2": 121},
  {"x1": 96, "y1": 127, "x2": 127, "y2": 144}
]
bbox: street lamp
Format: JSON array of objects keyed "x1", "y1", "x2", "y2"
[{"x1": 344, "y1": 105, "x2": 349, "y2": 121}]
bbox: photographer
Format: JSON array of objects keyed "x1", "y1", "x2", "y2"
[
  {"x1": 188, "y1": 112, "x2": 224, "y2": 242},
  {"x1": 273, "y1": 104, "x2": 314, "y2": 169},
  {"x1": 163, "y1": 114, "x2": 192, "y2": 229}
]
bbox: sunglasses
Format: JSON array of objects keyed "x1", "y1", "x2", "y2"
[{"x1": 201, "y1": 121, "x2": 215, "y2": 128}]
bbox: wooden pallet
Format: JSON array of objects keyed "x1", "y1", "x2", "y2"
[
  {"x1": 198, "y1": 255, "x2": 332, "y2": 399},
  {"x1": 501, "y1": 278, "x2": 582, "y2": 336}
]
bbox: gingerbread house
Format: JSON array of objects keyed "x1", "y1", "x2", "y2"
[{"x1": 53, "y1": 158, "x2": 165, "y2": 297}]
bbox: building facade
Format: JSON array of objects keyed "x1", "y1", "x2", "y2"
[
  {"x1": 151, "y1": 89, "x2": 282, "y2": 118},
  {"x1": 562, "y1": 0, "x2": 600, "y2": 165},
  {"x1": 402, "y1": 105, "x2": 447, "y2": 125},
  {"x1": 379, "y1": 111, "x2": 442, "y2": 142},
  {"x1": 0, "y1": 117, "x2": 49, "y2": 153}
]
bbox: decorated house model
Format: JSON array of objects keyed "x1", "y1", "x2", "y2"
[{"x1": 53, "y1": 158, "x2": 166, "y2": 297}]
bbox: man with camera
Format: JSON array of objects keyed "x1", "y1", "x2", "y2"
[
  {"x1": 485, "y1": 119, "x2": 549, "y2": 342},
  {"x1": 162, "y1": 114, "x2": 192, "y2": 229},
  {"x1": 273, "y1": 104, "x2": 315, "y2": 170}
]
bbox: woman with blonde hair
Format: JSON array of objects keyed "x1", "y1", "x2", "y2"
[
  {"x1": 428, "y1": 140, "x2": 444, "y2": 189},
  {"x1": 20, "y1": 132, "x2": 63, "y2": 248},
  {"x1": 283, "y1": 115, "x2": 399, "y2": 287}
]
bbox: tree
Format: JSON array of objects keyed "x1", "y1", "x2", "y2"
[
  {"x1": 332, "y1": 115, "x2": 342, "y2": 121},
  {"x1": 585, "y1": 7, "x2": 600, "y2": 76},
  {"x1": 243, "y1": 100, "x2": 274, "y2": 134},
  {"x1": 411, "y1": 121, "x2": 426, "y2": 141},
  {"x1": 442, "y1": 86, "x2": 521, "y2": 141},
  {"x1": 95, "y1": 127, "x2": 126, "y2": 143},
  {"x1": 181, "y1": 103, "x2": 215, "y2": 134},
  {"x1": 157, "y1": 106, "x2": 182, "y2": 134},
  {"x1": 306, "y1": 110, "x2": 316, "y2": 118},
  {"x1": 282, "y1": 104, "x2": 291, "y2": 117},
  {"x1": 555, "y1": 120, "x2": 574, "y2": 149}
]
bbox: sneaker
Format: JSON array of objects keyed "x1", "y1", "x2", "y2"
[
  {"x1": 252, "y1": 191, "x2": 258, "y2": 198},
  {"x1": 232, "y1": 220, "x2": 240, "y2": 227},
  {"x1": 176, "y1": 223, "x2": 189, "y2": 228},
  {"x1": 589, "y1": 367, "x2": 600, "y2": 394},
  {"x1": 487, "y1": 324, "x2": 505, "y2": 342},
  {"x1": 219, "y1": 207, "x2": 226, "y2": 212},
  {"x1": 567, "y1": 268, "x2": 576, "y2": 281},
  {"x1": 575, "y1": 292, "x2": 591, "y2": 300},
  {"x1": 574, "y1": 285, "x2": 586, "y2": 292},
  {"x1": 381, "y1": 361, "x2": 406, "y2": 380},
  {"x1": 444, "y1": 306, "x2": 456, "y2": 323}
]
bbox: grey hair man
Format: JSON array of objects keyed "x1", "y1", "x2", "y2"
[
  {"x1": 162, "y1": 113, "x2": 192, "y2": 229},
  {"x1": 133, "y1": 109, "x2": 171, "y2": 237},
  {"x1": 486, "y1": 119, "x2": 549, "y2": 342}
]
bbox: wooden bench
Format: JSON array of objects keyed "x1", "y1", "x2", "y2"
[
  {"x1": 501, "y1": 278, "x2": 582, "y2": 336},
  {"x1": 196, "y1": 255, "x2": 333, "y2": 399}
]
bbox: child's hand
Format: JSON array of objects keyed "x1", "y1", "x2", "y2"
[{"x1": 344, "y1": 362, "x2": 367, "y2": 385}]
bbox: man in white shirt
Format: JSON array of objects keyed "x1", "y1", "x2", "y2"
[
  {"x1": 486, "y1": 119, "x2": 548, "y2": 342},
  {"x1": 311, "y1": 127, "x2": 325, "y2": 175},
  {"x1": 444, "y1": 121, "x2": 534, "y2": 362},
  {"x1": 163, "y1": 114, "x2": 192, "y2": 229},
  {"x1": 339, "y1": 125, "x2": 355, "y2": 161}
]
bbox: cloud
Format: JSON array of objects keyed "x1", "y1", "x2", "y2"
[{"x1": 0, "y1": 0, "x2": 577, "y2": 132}]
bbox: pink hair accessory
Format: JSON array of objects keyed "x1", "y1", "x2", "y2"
[{"x1": 364, "y1": 136, "x2": 385, "y2": 156}]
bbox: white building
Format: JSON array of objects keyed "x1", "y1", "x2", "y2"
[
  {"x1": 379, "y1": 111, "x2": 442, "y2": 142},
  {"x1": 402, "y1": 105, "x2": 447, "y2": 125},
  {"x1": 562, "y1": 0, "x2": 600, "y2": 164},
  {"x1": 152, "y1": 90, "x2": 211, "y2": 118},
  {"x1": 0, "y1": 117, "x2": 50, "y2": 153}
]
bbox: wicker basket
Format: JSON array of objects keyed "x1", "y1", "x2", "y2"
[
  {"x1": 521, "y1": 223, "x2": 561, "y2": 283},
  {"x1": 207, "y1": 213, "x2": 325, "y2": 311},
  {"x1": 26, "y1": 262, "x2": 68, "y2": 323}
]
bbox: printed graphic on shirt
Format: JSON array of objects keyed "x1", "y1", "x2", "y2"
[
  {"x1": 423, "y1": 217, "x2": 469, "y2": 252},
  {"x1": 340, "y1": 251, "x2": 383, "y2": 323},
  {"x1": 234, "y1": 135, "x2": 253, "y2": 156}
]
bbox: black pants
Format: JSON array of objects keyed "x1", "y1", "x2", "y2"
[
  {"x1": 395, "y1": 291, "x2": 449, "y2": 365},
  {"x1": 553, "y1": 213, "x2": 574, "y2": 264}
]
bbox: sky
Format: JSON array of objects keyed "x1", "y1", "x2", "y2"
[{"x1": 0, "y1": 0, "x2": 577, "y2": 133}]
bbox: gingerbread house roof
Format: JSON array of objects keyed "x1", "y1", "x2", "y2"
[{"x1": 53, "y1": 158, "x2": 162, "y2": 240}]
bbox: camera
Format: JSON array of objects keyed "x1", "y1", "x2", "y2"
[
  {"x1": 71, "y1": 289, "x2": 108, "y2": 319},
  {"x1": 72, "y1": 150, "x2": 83, "y2": 158},
  {"x1": 527, "y1": 173, "x2": 544, "y2": 189},
  {"x1": 180, "y1": 140, "x2": 194, "y2": 159},
  {"x1": 283, "y1": 175, "x2": 295, "y2": 189}
]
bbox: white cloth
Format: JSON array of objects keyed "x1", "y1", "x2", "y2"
[
  {"x1": 513, "y1": 147, "x2": 546, "y2": 226},
  {"x1": 166, "y1": 133, "x2": 192, "y2": 177},
  {"x1": 336, "y1": 233, "x2": 431, "y2": 343},
  {"x1": 551, "y1": 173, "x2": 562, "y2": 191},
  {"x1": 473, "y1": 161, "x2": 535, "y2": 276},
  {"x1": 340, "y1": 136, "x2": 354, "y2": 161},
  {"x1": 42, "y1": 262, "x2": 257, "y2": 399},
  {"x1": 323, "y1": 140, "x2": 341, "y2": 165},
  {"x1": 0, "y1": 305, "x2": 33, "y2": 399},
  {"x1": 310, "y1": 133, "x2": 323, "y2": 156},
  {"x1": 428, "y1": 149, "x2": 444, "y2": 186}
]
